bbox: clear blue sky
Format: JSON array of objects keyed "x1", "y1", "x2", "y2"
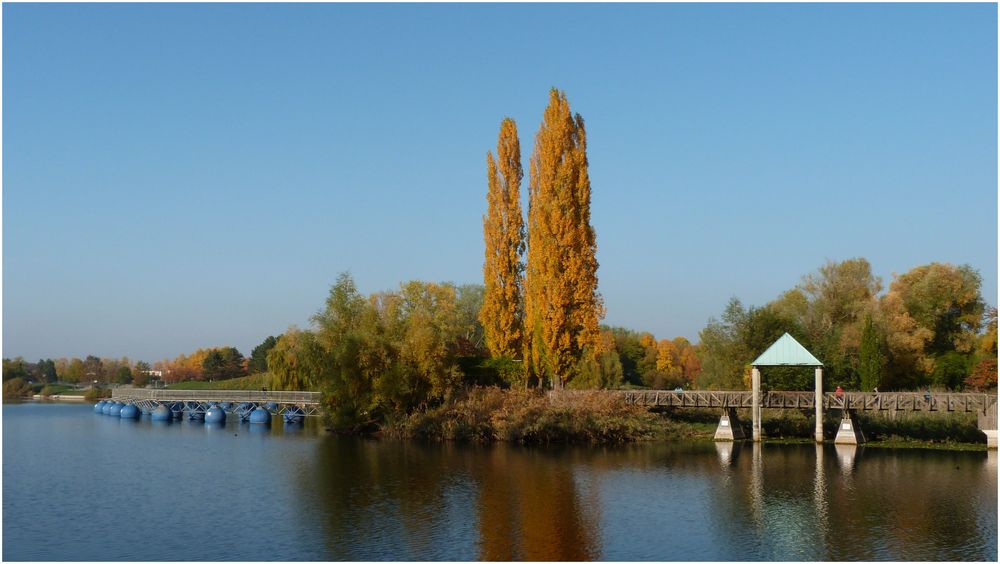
[{"x1": 3, "y1": 3, "x2": 997, "y2": 362}]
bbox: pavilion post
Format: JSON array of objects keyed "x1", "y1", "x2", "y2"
[
  {"x1": 815, "y1": 367, "x2": 824, "y2": 443},
  {"x1": 752, "y1": 367, "x2": 761, "y2": 442}
]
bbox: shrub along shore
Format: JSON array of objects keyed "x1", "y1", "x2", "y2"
[{"x1": 380, "y1": 388, "x2": 714, "y2": 444}]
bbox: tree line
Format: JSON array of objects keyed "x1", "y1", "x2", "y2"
[
  {"x1": 1, "y1": 337, "x2": 280, "y2": 388},
  {"x1": 5, "y1": 90, "x2": 995, "y2": 420},
  {"x1": 696, "y1": 258, "x2": 996, "y2": 392}
]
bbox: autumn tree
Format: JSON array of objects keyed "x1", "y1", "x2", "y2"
[
  {"x1": 524, "y1": 89, "x2": 603, "y2": 388},
  {"x1": 480, "y1": 118, "x2": 525, "y2": 363},
  {"x1": 673, "y1": 337, "x2": 702, "y2": 385},
  {"x1": 881, "y1": 263, "x2": 984, "y2": 388},
  {"x1": 132, "y1": 361, "x2": 152, "y2": 387},
  {"x1": 83, "y1": 355, "x2": 103, "y2": 382},
  {"x1": 966, "y1": 307, "x2": 998, "y2": 390},
  {"x1": 66, "y1": 358, "x2": 84, "y2": 383}
]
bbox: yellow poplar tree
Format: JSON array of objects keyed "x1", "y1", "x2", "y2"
[
  {"x1": 479, "y1": 118, "x2": 525, "y2": 360},
  {"x1": 525, "y1": 89, "x2": 603, "y2": 388}
]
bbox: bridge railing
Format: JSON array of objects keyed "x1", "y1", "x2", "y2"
[
  {"x1": 111, "y1": 388, "x2": 321, "y2": 405},
  {"x1": 613, "y1": 389, "x2": 996, "y2": 414}
]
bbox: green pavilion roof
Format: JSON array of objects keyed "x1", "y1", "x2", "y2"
[{"x1": 752, "y1": 333, "x2": 823, "y2": 366}]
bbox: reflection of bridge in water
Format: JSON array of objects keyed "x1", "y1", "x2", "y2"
[{"x1": 594, "y1": 390, "x2": 998, "y2": 448}]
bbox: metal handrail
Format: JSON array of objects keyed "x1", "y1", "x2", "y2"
[{"x1": 112, "y1": 388, "x2": 321, "y2": 405}]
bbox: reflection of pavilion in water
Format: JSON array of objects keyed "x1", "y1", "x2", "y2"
[{"x1": 709, "y1": 441, "x2": 864, "y2": 560}]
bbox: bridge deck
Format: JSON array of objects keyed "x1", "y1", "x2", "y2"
[
  {"x1": 112, "y1": 388, "x2": 321, "y2": 407},
  {"x1": 611, "y1": 390, "x2": 997, "y2": 414}
]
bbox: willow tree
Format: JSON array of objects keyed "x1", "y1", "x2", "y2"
[
  {"x1": 524, "y1": 89, "x2": 603, "y2": 388},
  {"x1": 479, "y1": 118, "x2": 525, "y2": 362}
]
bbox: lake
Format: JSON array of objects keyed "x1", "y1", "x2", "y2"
[{"x1": 2, "y1": 402, "x2": 996, "y2": 561}]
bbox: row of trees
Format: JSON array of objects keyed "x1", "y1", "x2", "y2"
[
  {"x1": 480, "y1": 89, "x2": 604, "y2": 388},
  {"x1": 154, "y1": 346, "x2": 246, "y2": 383},
  {"x1": 2, "y1": 356, "x2": 149, "y2": 386},
  {"x1": 2, "y1": 337, "x2": 281, "y2": 388},
  {"x1": 697, "y1": 258, "x2": 995, "y2": 392},
  {"x1": 152, "y1": 337, "x2": 279, "y2": 384}
]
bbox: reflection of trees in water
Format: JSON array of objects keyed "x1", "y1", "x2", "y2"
[
  {"x1": 702, "y1": 443, "x2": 994, "y2": 561},
  {"x1": 826, "y1": 448, "x2": 994, "y2": 561},
  {"x1": 472, "y1": 446, "x2": 600, "y2": 561},
  {"x1": 307, "y1": 437, "x2": 469, "y2": 560},
  {"x1": 300, "y1": 437, "x2": 994, "y2": 561},
  {"x1": 304, "y1": 438, "x2": 606, "y2": 561}
]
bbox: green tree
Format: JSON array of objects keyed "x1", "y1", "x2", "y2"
[
  {"x1": 202, "y1": 347, "x2": 245, "y2": 380},
  {"x1": 931, "y1": 351, "x2": 970, "y2": 390},
  {"x1": 115, "y1": 366, "x2": 133, "y2": 385},
  {"x1": 698, "y1": 298, "x2": 809, "y2": 390},
  {"x1": 38, "y1": 359, "x2": 57, "y2": 384},
  {"x1": 249, "y1": 336, "x2": 278, "y2": 374},
  {"x1": 268, "y1": 328, "x2": 322, "y2": 391},
  {"x1": 858, "y1": 313, "x2": 882, "y2": 391},
  {"x1": 2, "y1": 358, "x2": 28, "y2": 381},
  {"x1": 312, "y1": 273, "x2": 378, "y2": 431}
]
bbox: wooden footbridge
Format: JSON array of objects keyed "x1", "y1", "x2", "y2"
[
  {"x1": 616, "y1": 389, "x2": 997, "y2": 414},
  {"x1": 605, "y1": 389, "x2": 997, "y2": 448}
]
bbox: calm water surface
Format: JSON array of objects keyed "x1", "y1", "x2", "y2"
[{"x1": 2, "y1": 403, "x2": 997, "y2": 561}]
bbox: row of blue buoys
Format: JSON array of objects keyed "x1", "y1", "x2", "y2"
[{"x1": 93, "y1": 399, "x2": 301, "y2": 426}]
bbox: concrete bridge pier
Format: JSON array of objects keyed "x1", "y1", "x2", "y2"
[
  {"x1": 751, "y1": 368, "x2": 762, "y2": 441},
  {"x1": 979, "y1": 402, "x2": 998, "y2": 449},
  {"x1": 714, "y1": 408, "x2": 746, "y2": 441},
  {"x1": 834, "y1": 410, "x2": 865, "y2": 445},
  {"x1": 814, "y1": 368, "x2": 824, "y2": 443}
]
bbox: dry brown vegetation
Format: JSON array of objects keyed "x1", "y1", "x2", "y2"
[{"x1": 382, "y1": 387, "x2": 709, "y2": 444}]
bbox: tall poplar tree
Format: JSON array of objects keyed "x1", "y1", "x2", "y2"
[
  {"x1": 479, "y1": 118, "x2": 525, "y2": 361},
  {"x1": 525, "y1": 89, "x2": 603, "y2": 388},
  {"x1": 859, "y1": 313, "x2": 882, "y2": 391}
]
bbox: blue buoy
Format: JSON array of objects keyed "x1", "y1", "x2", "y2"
[
  {"x1": 205, "y1": 405, "x2": 226, "y2": 424},
  {"x1": 265, "y1": 402, "x2": 279, "y2": 412},
  {"x1": 94, "y1": 401, "x2": 106, "y2": 414},
  {"x1": 249, "y1": 407, "x2": 271, "y2": 425},
  {"x1": 283, "y1": 406, "x2": 305, "y2": 424},
  {"x1": 107, "y1": 402, "x2": 124, "y2": 416},
  {"x1": 151, "y1": 405, "x2": 173, "y2": 421},
  {"x1": 102, "y1": 402, "x2": 114, "y2": 415},
  {"x1": 119, "y1": 404, "x2": 140, "y2": 419}
]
